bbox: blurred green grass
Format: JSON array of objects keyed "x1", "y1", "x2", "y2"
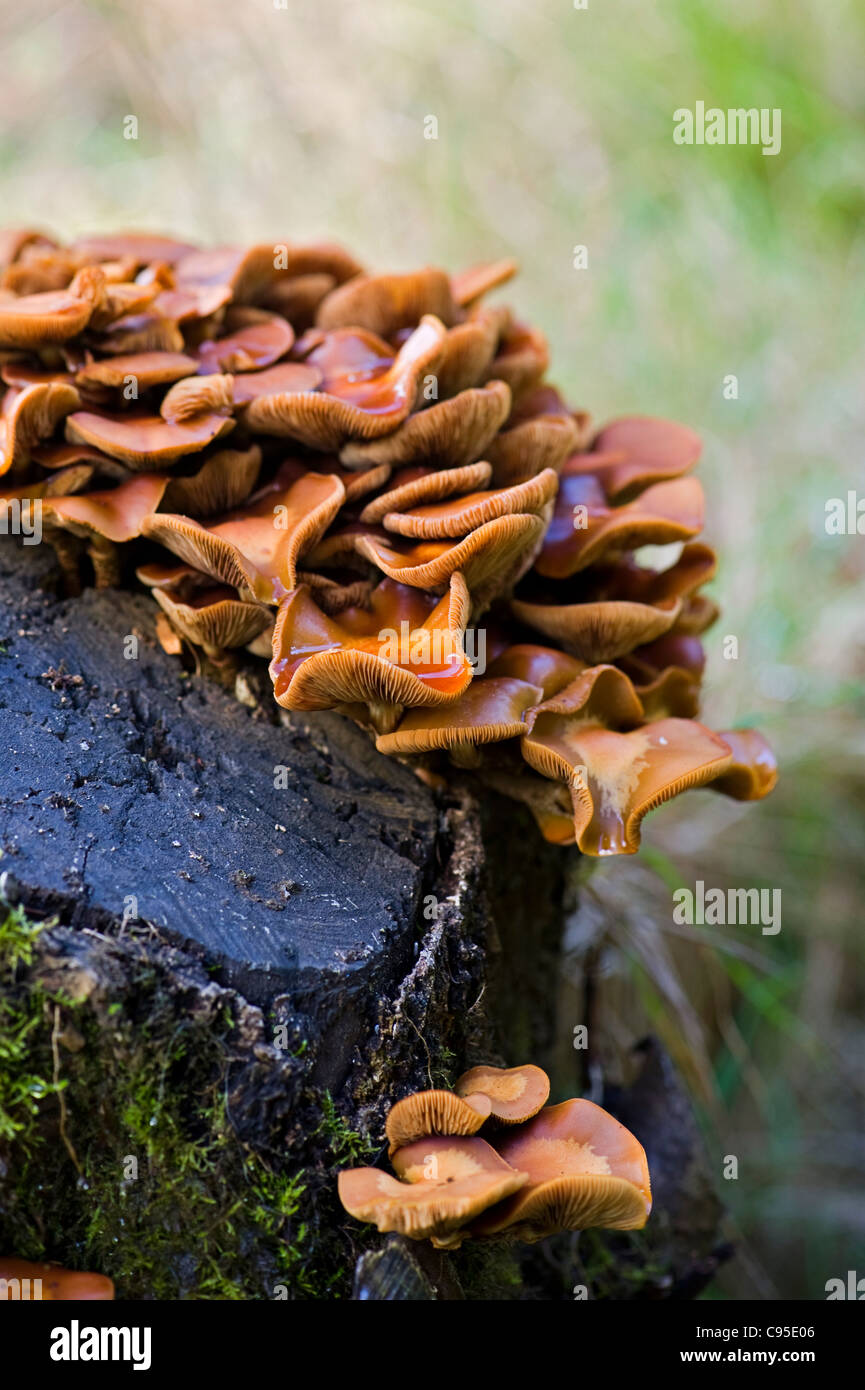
[{"x1": 1, "y1": 0, "x2": 863, "y2": 1299}]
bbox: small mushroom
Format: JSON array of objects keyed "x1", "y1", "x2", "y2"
[
  {"x1": 339, "y1": 1135, "x2": 527, "y2": 1249},
  {"x1": 536, "y1": 474, "x2": 705, "y2": 580},
  {"x1": 472, "y1": 1098, "x2": 651, "y2": 1240},
  {"x1": 385, "y1": 1089, "x2": 493, "y2": 1155},
  {"x1": 454, "y1": 1063, "x2": 550, "y2": 1124},
  {"x1": 42, "y1": 472, "x2": 169, "y2": 587},
  {"x1": 316, "y1": 267, "x2": 458, "y2": 336},
  {"x1": 269, "y1": 572, "x2": 472, "y2": 719},
  {"x1": 143, "y1": 464, "x2": 345, "y2": 604},
  {"x1": 244, "y1": 317, "x2": 446, "y2": 449},
  {"x1": 137, "y1": 562, "x2": 271, "y2": 657},
  {"x1": 65, "y1": 405, "x2": 234, "y2": 470},
  {"x1": 0, "y1": 1256, "x2": 114, "y2": 1301},
  {"x1": 376, "y1": 676, "x2": 543, "y2": 761},
  {"x1": 340, "y1": 380, "x2": 512, "y2": 470},
  {"x1": 565, "y1": 415, "x2": 702, "y2": 503}
]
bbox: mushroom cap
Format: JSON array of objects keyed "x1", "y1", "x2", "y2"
[
  {"x1": 196, "y1": 306, "x2": 294, "y2": 374},
  {"x1": 244, "y1": 316, "x2": 446, "y2": 449},
  {"x1": 380, "y1": 467, "x2": 558, "y2": 540},
  {"x1": 75, "y1": 350, "x2": 199, "y2": 390},
  {"x1": 486, "y1": 643, "x2": 584, "y2": 699},
  {"x1": 354, "y1": 511, "x2": 546, "y2": 610},
  {"x1": 316, "y1": 266, "x2": 458, "y2": 336},
  {"x1": 231, "y1": 361, "x2": 322, "y2": 403},
  {"x1": 485, "y1": 321, "x2": 549, "y2": 402},
  {"x1": 0, "y1": 381, "x2": 81, "y2": 477},
  {"x1": 65, "y1": 407, "x2": 234, "y2": 470},
  {"x1": 385, "y1": 1089, "x2": 493, "y2": 1155},
  {"x1": 340, "y1": 380, "x2": 511, "y2": 470},
  {"x1": 0, "y1": 287, "x2": 95, "y2": 348},
  {"x1": 487, "y1": 409, "x2": 581, "y2": 487},
  {"x1": 536, "y1": 474, "x2": 705, "y2": 580},
  {"x1": 144, "y1": 466, "x2": 345, "y2": 604},
  {"x1": 338, "y1": 1135, "x2": 527, "y2": 1246},
  {"x1": 159, "y1": 444, "x2": 262, "y2": 517},
  {"x1": 522, "y1": 705, "x2": 735, "y2": 856},
  {"x1": 455, "y1": 1063, "x2": 551, "y2": 1124},
  {"x1": 0, "y1": 1256, "x2": 114, "y2": 1301},
  {"x1": 42, "y1": 472, "x2": 169, "y2": 542},
  {"x1": 138, "y1": 564, "x2": 271, "y2": 652},
  {"x1": 71, "y1": 232, "x2": 197, "y2": 266},
  {"x1": 566, "y1": 416, "x2": 702, "y2": 503},
  {"x1": 376, "y1": 676, "x2": 542, "y2": 756},
  {"x1": 270, "y1": 572, "x2": 472, "y2": 710},
  {"x1": 474, "y1": 1098, "x2": 651, "y2": 1239},
  {"x1": 358, "y1": 462, "x2": 492, "y2": 525}
]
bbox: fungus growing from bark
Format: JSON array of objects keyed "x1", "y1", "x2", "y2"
[
  {"x1": 0, "y1": 227, "x2": 776, "y2": 854},
  {"x1": 385, "y1": 1089, "x2": 493, "y2": 1155},
  {"x1": 338, "y1": 1136, "x2": 527, "y2": 1249},
  {"x1": 337, "y1": 1069, "x2": 651, "y2": 1250},
  {"x1": 472, "y1": 1098, "x2": 652, "y2": 1240}
]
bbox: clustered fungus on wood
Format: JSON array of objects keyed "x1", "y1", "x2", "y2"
[
  {"x1": 338, "y1": 1064, "x2": 651, "y2": 1249},
  {"x1": 0, "y1": 228, "x2": 777, "y2": 854}
]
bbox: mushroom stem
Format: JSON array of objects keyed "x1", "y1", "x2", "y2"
[
  {"x1": 47, "y1": 530, "x2": 83, "y2": 595},
  {"x1": 449, "y1": 743, "x2": 482, "y2": 770},
  {"x1": 87, "y1": 536, "x2": 121, "y2": 588},
  {"x1": 367, "y1": 700, "x2": 403, "y2": 735}
]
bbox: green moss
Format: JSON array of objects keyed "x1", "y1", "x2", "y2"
[
  {"x1": 0, "y1": 903, "x2": 348, "y2": 1299},
  {"x1": 315, "y1": 1091, "x2": 377, "y2": 1168}
]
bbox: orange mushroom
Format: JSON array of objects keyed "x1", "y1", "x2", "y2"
[
  {"x1": 143, "y1": 463, "x2": 345, "y2": 604},
  {"x1": 455, "y1": 1063, "x2": 550, "y2": 1124},
  {"x1": 269, "y1": 572, "x2": 472, "y2": 721},
  {"x1": 0, "y1": 1256, "x2": 114, "y2": 1301},
  {"x1": 339, "y1": 1135, "x2": 527, "y2": 1249},
  {"x1": 473, "y1": 1098, "x2": 651, "y2": 1240},
  {"x1": 385, "y1": 1089, "x2": 493, "y2": 1155}
]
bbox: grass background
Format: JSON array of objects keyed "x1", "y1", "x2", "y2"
[{"x1": 1, "y1": 0, "x2": 863, "y2": 1298}]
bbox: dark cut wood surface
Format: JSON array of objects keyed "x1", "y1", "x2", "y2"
[{"x1": 0, "y1": 538, "x2": 439, "y2": 1020}]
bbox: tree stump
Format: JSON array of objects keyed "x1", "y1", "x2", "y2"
[{"x1": 0, "y1": 537, "x2": 727, "y2": 1298}]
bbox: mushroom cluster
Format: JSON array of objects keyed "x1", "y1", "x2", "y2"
[
  {"x1": 338, "y1": 1064, "x2": 651, "y2": 1248},
  {"x1": 0, "y1": 229, "x2": 777, "y2": 854}
]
